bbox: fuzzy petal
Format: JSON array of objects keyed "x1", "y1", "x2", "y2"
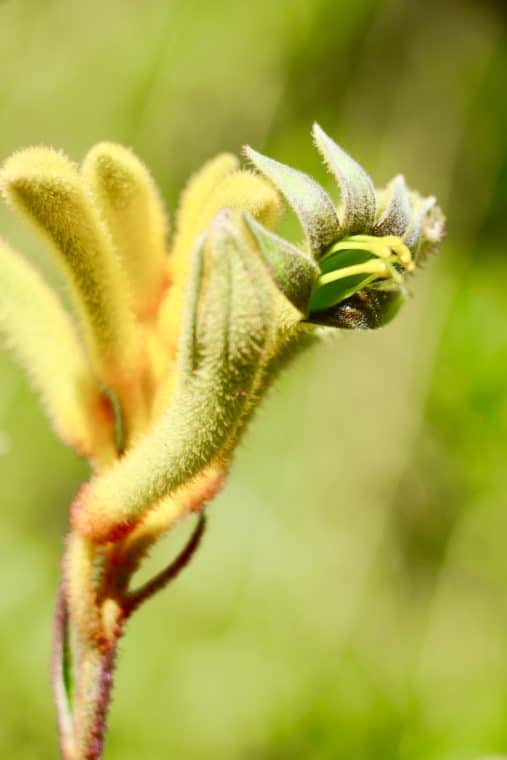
[
  {"x1": 244, "y1": 213, "x2": 319, "y2": 314},
  {"x1": 244, "y1": 145, "x2": 340, "y2": 258},
  {"x1": 312, "y1": 123, "x2": 376, "y2": 235},
  {"x1": 373, "y1": 175, "x2": 411, "y2": 237}
]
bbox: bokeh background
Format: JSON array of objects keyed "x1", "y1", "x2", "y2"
[{"x1": 0, "y1": 1, "x2": 506, "y2": 758}]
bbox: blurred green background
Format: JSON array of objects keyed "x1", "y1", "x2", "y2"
[{"x1": 0, "y1": 1, "x2": 506, "y2": 758}]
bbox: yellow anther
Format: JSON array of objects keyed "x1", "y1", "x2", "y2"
[
  {"x1": 340, "y1": 234, "x2": 414, "y2": 272},
  {"x1": 332, "y1": 240, "x2": 392, "y2": 259},
  {"x1": 379, "y1": 236, "x2": 414, "y2": 270}
]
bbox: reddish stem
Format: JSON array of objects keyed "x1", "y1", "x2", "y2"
[
  {"x1": 78, "y1": 640, "x2": 120, "y2": 760},
  {"x1": 53, "y1": 512, "x2": 207, "y2": 758},
  {"x1": 124, "y1": 512, "x2": 206, "y2": 617},
  {"x1": 52, "y1": 586, "x2": 76, "y2": 759}
]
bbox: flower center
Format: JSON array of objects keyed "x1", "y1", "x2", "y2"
[{"x1": 309, "y1": 234, "x2": 414, "y2": 313}]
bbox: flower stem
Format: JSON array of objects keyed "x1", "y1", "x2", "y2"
[
  {"x1": 73, "y1": 638, "x2": 120, "y2": 760},
  {"x1": 52, "y1": 587, "x2": 76, "y2": 759},
  {"x1": 52, "y1": 512, "x2": 207, "y2": 758},
  {"x1": 124, "y1": 512, "x2": 206, "y2": 617},
  {"x1": 52, "y1": 580, "x2": 122, "y2": 760}
]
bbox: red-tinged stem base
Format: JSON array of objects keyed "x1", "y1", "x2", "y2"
[
  {"x1": 52, "y1": 514, "x2": 206, "y2": 759},
  {"x1": 74, "y1": 640, "x2": 120, "y2": 760},
  {"x1": 53, "y1": 586, "x2": 122, "y2": 760}
]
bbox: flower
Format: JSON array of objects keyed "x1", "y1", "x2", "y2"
[
  {"x1": 245, "y1": 123, "x2": 445, "y2": 329},
  {"x1": 0, "y1": 126, "x2": 445, "y2": 759},
  {"x1": 0, "y1": 126, "x2": 444, "y2": 546}
]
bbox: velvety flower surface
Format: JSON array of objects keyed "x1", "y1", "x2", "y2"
[{"x1": 0, "y1": 126, "x2": 444, "y2": 760}]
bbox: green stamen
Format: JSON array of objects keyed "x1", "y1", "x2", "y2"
[{"x1": 309, "y1": 233, "x2": 414, "y2": 314}]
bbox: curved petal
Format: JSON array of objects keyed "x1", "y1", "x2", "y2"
[
  {"x1": 312, "y1": 123, "x2": 376, "y2": 234},
  {"x1": 244, "y1": 145, "x2": 340, "y2": 258},
  {"x1": 373, "y1": 174, "x2": 411, "y2": 237}
]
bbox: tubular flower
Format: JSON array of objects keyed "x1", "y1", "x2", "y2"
[
  {"x1": 0, "y1": 126, "x2": 444, "y2": 760},
  {"x1": 246, "y1": 123, "x2": 445, "y2": 330}
]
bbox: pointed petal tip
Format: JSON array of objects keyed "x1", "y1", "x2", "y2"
[
  {"x1": 312, "y1": 125, "x2": 376, "y2": 235},
  {"x1": 373, "y1": 174, "x2": 412, "y2": 237},
  {"x1": 242, "y1": 145, "x2": 259, "y2": 163},
  {"x1": 243, "y1": 212, "x2": 319, "y2": 314},
  {"x1": 244, "y1": 144, "x2": 340, "y2": 258},
  {"x1": 311, "y1": 121, "x2": 322, "y2": 138},
  {"x1": 403, "y1": 195, "x2": 438, "y2": 254}
]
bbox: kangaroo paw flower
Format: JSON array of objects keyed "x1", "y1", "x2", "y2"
[
  {"x1": 246, "y1": 123, "x2": 445, "y2": 330},
  {"x1": 0, "y1": 125, "x2": 445, "y2": 759}
]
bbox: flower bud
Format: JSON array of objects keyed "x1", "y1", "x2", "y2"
[
  {"x1": 1, "y1": 148, "x2": 142, "y2": 388},
  {"x1": 81, "y1": 142, "x2": 170, "y2": 319},
  {"x1": 73, "y1": 211, "x2": 300, "y2": 543},
  {"x1": 0, "y1": 237, "x2": 116, "y2": 464},
  {"x1": 245, "y1": 124, "x2": 445, "y2": 329}
]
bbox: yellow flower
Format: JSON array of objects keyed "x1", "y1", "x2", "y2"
[
  {"x1": 0, "y1": 127, "x2": 445, "y2": 760},
  {"x1": 0, "y1": 128, "x2": 444, "y2": 547}
]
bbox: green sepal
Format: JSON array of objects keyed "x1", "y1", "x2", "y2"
[
  {"x1": 243, "y1": 145, "x2": 340, "y2": 259},
  {"x1": 243, "y1": 212, "x2": 319, "y2": 315},
  {"x1": 312, "y1": 123, "x2": 376, "y2": 235}
]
